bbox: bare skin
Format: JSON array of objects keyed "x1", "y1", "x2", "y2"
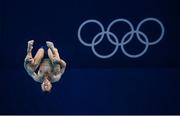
[{"x1": 24, "y1": 40, "x2": 66, "y2": 92}]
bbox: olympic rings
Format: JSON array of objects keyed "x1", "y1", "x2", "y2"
[{"x1": 77, "y1": 18, "x2": 165, "y2": 58}]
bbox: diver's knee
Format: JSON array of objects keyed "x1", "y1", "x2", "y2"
[
  {"x1": 54, "y1": 48, "x2": 58, "y2": 53},
  {"x1": 38, "y1": 48, "x2": 45, "y2": 52}
]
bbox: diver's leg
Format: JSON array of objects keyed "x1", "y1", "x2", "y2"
[
  {"x1": 46, "y1": 41, "x2": 66, "y2": 82},
  {"x1": 47, "y1": 41, "x2": 60, "y2": 63},
  {"x1": 48, "y1": 48, "x2": 60, "y2": 64},
  {"x1": 46, "y1": 41, "x2": 56, "y2": 55},
  {"x1": 24, "y1": 40, "x2": 43, "y2": 82},
  {"x1": 25, "y1": 40, "x2": 44, "y2": 66},
  {"x1": 47, "y1": 48, "x2": 53, "y2": 63},
  {"x1": 25, "y1": 40, "x2": 34, "y2": 63},
  {"x1": 33, "y1": 48, "x2": 44, "y2": 66},
  {"x1": 47, "y1": 46, "x2": 63, "y2": 82},
  {"x1": 27, "y1": 40, "x2": 34, "y2": 54}
]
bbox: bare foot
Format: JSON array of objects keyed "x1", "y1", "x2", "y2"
[
  {"x1": 46, "y1": 41, "x2": 54, "y2": 49},
  {"x1": 27, "y1": 40, "x2": 34, "y2": 52},
  {"x1": 46, "y1": 41, "x2": 56, "y2": 54}
]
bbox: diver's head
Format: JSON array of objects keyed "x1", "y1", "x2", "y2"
[{"x1": 41, "y1": 78, "x2": 52, "y2": 92}]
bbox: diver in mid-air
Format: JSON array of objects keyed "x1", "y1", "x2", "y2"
[{"x1": 24, "y1": 40, "x2": 66, "y2": 92}]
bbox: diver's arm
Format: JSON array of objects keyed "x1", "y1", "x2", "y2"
[
  {"x1": 24, "y1": 59, "x2": 41, "y2": 82},
  {"x1": 51, "y1": 73, "x2": 62, "y2": 83},
  {"x1": 51, "y1": 59, "x2": 66, "y2": 83},
  {"x1": 59, "y1": 59, "x2": 66, "y2": 74},
  {"x1": 52, "y1": 58, "x2": 66, "y2": 74}
]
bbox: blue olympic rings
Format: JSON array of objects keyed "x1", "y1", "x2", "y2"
[{"x1": 78, "y1": 18, "x2": 165, "y2": 58}]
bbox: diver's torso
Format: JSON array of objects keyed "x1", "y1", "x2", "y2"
[
  {"x1": 38, "y1": 58, "x2": 61, "y2": 82},
  {"x1": 39, "y1": 58, "x2": 52, "y2": 73},
  {"x1": 38, "y1": 58, "x2": 53, "y2": 81}
]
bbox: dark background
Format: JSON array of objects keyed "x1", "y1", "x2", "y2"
[{"x1": 0, "y1": 0, "x2": 180, "y2": 114}]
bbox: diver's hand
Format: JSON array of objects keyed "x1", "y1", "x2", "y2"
[
  {"x1": 52, "y1": 57, "x2": 60, "y2": 64},
  {"x1": 25, "y1": 56, "x2": 34, "y2": 64}
]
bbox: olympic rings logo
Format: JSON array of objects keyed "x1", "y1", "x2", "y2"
[{"x1": 77, "y1": 18, "x2": 165, "y2": 58}]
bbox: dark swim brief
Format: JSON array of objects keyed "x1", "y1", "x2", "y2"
[{"x1": 41, "y1": 46, "x2": 49, "y2": 58}]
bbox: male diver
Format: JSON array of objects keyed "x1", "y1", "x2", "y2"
[{"x1": 24, "y1": 40, "x2": 66, "y2": 92}]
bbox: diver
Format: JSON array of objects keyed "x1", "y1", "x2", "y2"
[{"x1": 24, "y1": 40, "x2": 66, "y2": 92}]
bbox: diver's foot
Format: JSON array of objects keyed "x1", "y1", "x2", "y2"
[
  {"x1": 27, "y1": 40, "x2": 34, "y2": 53},
  {"x1": 46, "y1": 41, "x2": 54, "y2": 48},
  {"x1": 46, "y1": 41, "x2": 55, "y2": 53}
]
